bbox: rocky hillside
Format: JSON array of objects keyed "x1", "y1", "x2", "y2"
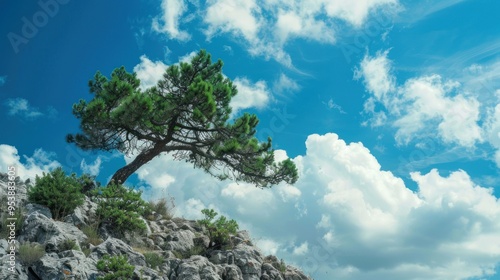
[{"x1": 0, "y1": 174, "x2": 313, "y2": 280}]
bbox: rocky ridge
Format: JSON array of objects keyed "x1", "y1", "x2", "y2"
[{"x1": 0, "y1": 174, "x2": 313, "y2": 280}]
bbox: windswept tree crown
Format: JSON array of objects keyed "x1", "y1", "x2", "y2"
[{"x1": 67, "y1": 50, "x2": 298, "y2": 187}]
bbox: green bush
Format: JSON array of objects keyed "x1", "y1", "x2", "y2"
[
  {"x1": 143, "y1": 252, "x2": 165, "y2": 269},
  {"x1": 59, "y1": 238, "x2": 79, "y2": 251},
  {"x1": 18, "y1": 242, "x2": 45, "y2": 266},
  {"x1": 198, "y1": 209, "x2": 239, "y2": 249},
  {"x1": 28, "y1": 167, "x2": 85, "y2": 220},
  {"x1": 81, "y1": 224, "x2": 103, "y2": 245},
  {"x1": 96, "y1": 254, "x2": 134, "y2": 280},
  {"x1": 93, "y1": 182, "x2": 148, "y2": 234},
  {"x1": 78, "y1": 173, "x2": 100, "y2": 194}
]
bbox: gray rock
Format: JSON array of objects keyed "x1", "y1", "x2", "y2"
[
  {"x1": 164, "y1": 230, "x2": 196, "y2": 253},
  {"x1": 0, "y1": 178, "x2": 313, "y2": 280},
  {"x1": 89, "y1": 237, "x2": 146, "y2": 266},
  {"x1": 283, "y1": 266, "x2": 311, "y2": 280},
  {"x1": 25, "y1": 203, "x2": 52, "y2": 219},
  {"x1": 222, "y1": 264, "x2": 243, "y2": 280},
  {"x1": 261, "y1": 263, "x2": 284, "y2": 280},
  {"x1": 0, "y1": 239, "x2": 28, "y2": 280},
  {"x1": 30, "y1": 249, "x2": 98, "y2": 280},
  {"x1": 175, "y1": 255, "x2": 223, "y2": 280},
  {"x1": 0, "y1": 174, "x2": 28, "y2": 209},
  {"x1": 63, "y1": 196, "x2": 98, "y2": 227},
  {"x1": 19, "y1": 211, "x2": 87, "y2": 252},
  {"x1": 134, "y1": 266, "x2": 167, "y2": 280},
  {"x1": 232, "y1": 244, "x2": 264, "y2": 280}
]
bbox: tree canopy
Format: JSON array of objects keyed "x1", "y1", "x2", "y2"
[{"x1": 67, "y1": 50, "x2": 298, "y2": 187}]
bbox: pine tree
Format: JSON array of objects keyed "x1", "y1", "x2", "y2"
[{"x1": 67, "y1": 50, "x2": 298, "y2": 187}]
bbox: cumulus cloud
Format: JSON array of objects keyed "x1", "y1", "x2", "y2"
[
  {"x1": 295, "y1": 133, "x2": 500, "y2": 279},
  {"x1": 133, "y1": 56, "x2": 168, "y2": 91},
  {"x1": 127, "y1": 131, "x2": 500, "y2": 279},
  {"x1": 0, "y1": 145, "x2": 60, "y2": 180},
  {"x1": 204, "y1": 0, "x2": 261, "y2": 42},
  {"x1": 152, "y1": 0, "x2": 190, "y2": 41},
  {"x1": 356, "y1": 50, "x2": 483, "y2": 147},
  {"x1": 200, "y1": 0, "x2": 399, "y2": 66},
  {"x1": 231, "y1": 77, "x2": 271, "y2": 116}
]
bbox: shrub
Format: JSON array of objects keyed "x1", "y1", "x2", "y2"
[
  {"x1": 18, "y1": 242, "x2": 45, "y2": 266},
  {"x1": 198, "y1": 209, "x2": 238, "y2": 249},
  {"x1": 172, "y1": 245, "x2": 205, "y2": 259},
  {"x1": 96, "y1": 254, "x2": 134, "y2": 280},
  {"x1": 93, "y1": 182, "x2": 148, "y2": 234},
  {"x1": 27, "y1": 167, "x2": 85, "y2": 220},
  {"x1": 81, "y1": 245, "x2": 91, "y2": 257},
  {"x1": 59, "y1": 238, "x2": 79, "y2": 251},
  {"x1": 81, "y1": 224, "x2": 103, "y2": 245},
  {"x1": 78, "y1": 173, "x2": 100, "y2": 194},
  {"x1": 143, "y1": 252, "x2": 165, "y2": 269},
  {"x1": 278, "y1": 259, "x2": 287, "y2": 273},
  {"x1": 144, "y1": 196, "x2": 175, "y2": 220}
]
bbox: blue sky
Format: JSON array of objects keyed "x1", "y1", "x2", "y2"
[{"x1": 2, "y1": 0, "x2": 500, "y2": 279}]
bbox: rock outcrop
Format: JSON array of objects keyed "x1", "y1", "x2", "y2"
[{"x1": 0, "y1": 174, "x2": 313, "y2": 280}]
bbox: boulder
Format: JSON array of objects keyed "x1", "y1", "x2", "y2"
[
  {"x1": 89, "y1": 237, "x2": 146, "y2": 266},
  {"x1": 63, "y1": 196, "x2": 98, "y2": 227},
  {"x1": 19, "y1": 210, "x2": 87, "y2": 252},
  {"x1": 175, "y1": 255, "x2": 223, "y2": 280},
  {"x1": 30, "y1": 250, "x2": 98, "y2": 280},
  {"x1": 25, "y1": 203, "x2": 52, "y2": 219},
  {"x1": 232, "y1": 244, "x2": 264, "y2": 280},
  {"x1": 163, "y1": 230, "x2": 196, "y2": 253}
]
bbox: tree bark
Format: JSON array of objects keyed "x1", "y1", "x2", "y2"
[{"x1": 109, "y1": 143, "x2": 165, "y2": 185}]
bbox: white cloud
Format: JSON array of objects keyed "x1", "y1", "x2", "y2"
[
  {"x1": 355, "y1": 50, "x2": 396, "y2": 102},
  {"x1": 292, "y1": 241, "x2": 309, "y2": 255},
  {"x1": 0, "y1": 145, "x2": 60, "y2": 181},
  {"x1": 324, "y1": 98, "x2": 346, "y2": 114},
  {"x1": 5, "y1": 98, "x2": 44, "y2": 120},
  {"x1": 231, "y1": 77, "x2": 271, "y2": 116},
  {"x1": 178, "y1": 51, "x2": 198, "y2": 64},
  {"x1": 296, "y1": 133, "x2": 500, "y2": 279},
  {"x1": 80, "y1": 157, "x2": 102, "y2": 177},
  {"x1": 201, "y1": 0, "x2": 399, "y2": 66},
  {"x1": 133, "y1": 55, "x2": 168, "y2": 91},
  {"x1": 255, "y1": 238, "x2": 280, "y2": 256},
  {"x1": 0, "y1": 75, "x2": 6, "y2": 86},
  {"x1": 357, "y1": 51, "x2": 483, "y2": 147},
  {"x1": 274, "y1": 9, "x2": 335, "y2": 45},
  {"x1": 204, "y1": 0, "x2": 261, "y2": 42},
  {"x1": 130, "y1": 132, "x2": 500, "y2": 279},
  {"x1": 273, "y1": 73, "x2": 300, "y2": 95},
  {"x1": 152, "y1": 0, "x2": 191, "y2": 41}
]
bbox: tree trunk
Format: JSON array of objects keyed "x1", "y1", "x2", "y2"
[{"x1": 109, "y1": 143, "x2": 165, "y2": 185}]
